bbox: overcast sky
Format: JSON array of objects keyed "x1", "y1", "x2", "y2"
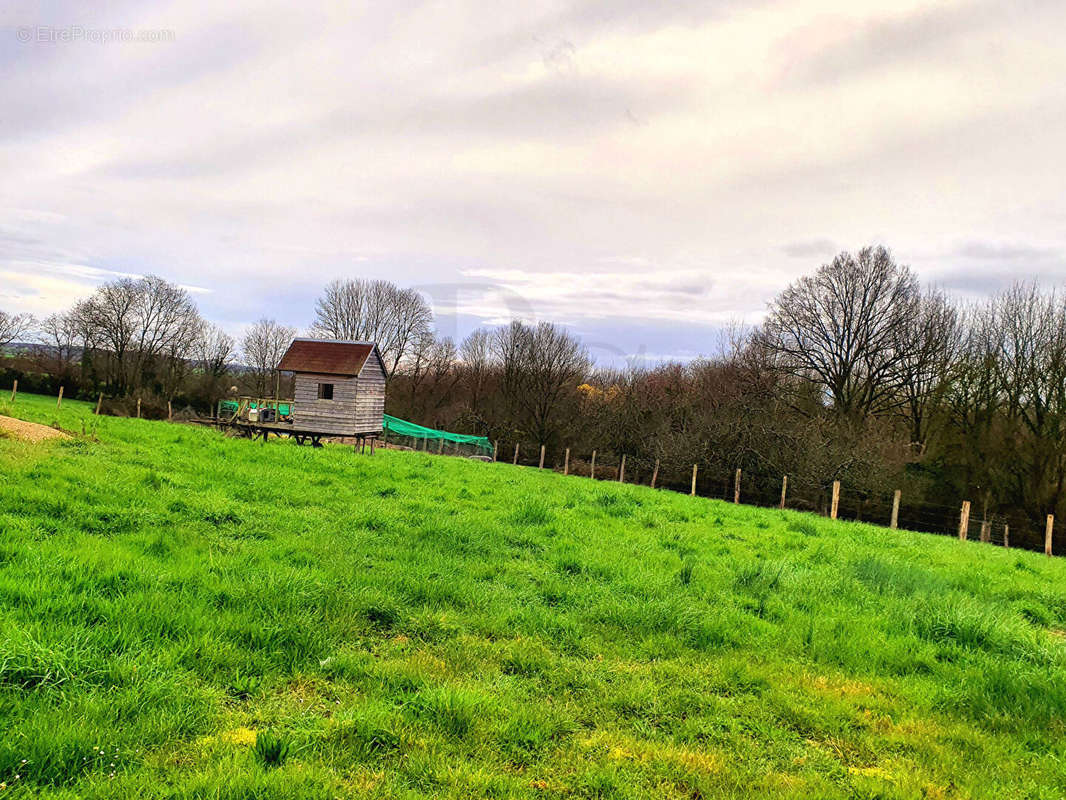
[{"x1": 3, "y1": 0, "x2": 1066, "y2": 364}]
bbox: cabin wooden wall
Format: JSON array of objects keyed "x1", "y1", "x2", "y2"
[
  {"x1": 293, "y1": 373, "x2": 368, "y2": 435},
  {"x1": 355, "y1": 350, "x2": 386, "y2": 432}
]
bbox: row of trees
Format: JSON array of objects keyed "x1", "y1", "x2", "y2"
[
  {"x1": 3, "y1": 277, "x2": 288, "y2": 412},
  {"x1": 3, "y1": 249, "x2": 1065, "y2": 544}
]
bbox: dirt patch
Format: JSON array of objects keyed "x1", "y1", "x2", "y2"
[{"x1": 0, "y1": 415, "x2": 70, "y2": 443}]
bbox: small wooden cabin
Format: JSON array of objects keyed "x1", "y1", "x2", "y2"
[{"x1": 277, "y1": 339, "x2": 387, "y2": 436}]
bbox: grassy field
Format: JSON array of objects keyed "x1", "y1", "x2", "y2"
[{"x1": 0, "y1": 392, "x2": 1064, "y2": 799}]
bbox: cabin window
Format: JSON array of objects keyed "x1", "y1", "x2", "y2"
[{"x1": 317, "y1": 383, "x2": 334, "y2": 400}]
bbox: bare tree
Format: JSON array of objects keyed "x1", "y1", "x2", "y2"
[
  {"x1": 310, "y1": 278, "x2": 432, "y2": 377},
  {"x1": 755, "y1": 246, "x2": 919, "y2": 420},
  {"x1": 493, "y1": 320, "x2": 591, "y2": 446},
  {"x1": 0, "y1": 309, "x2": 34, "y2": 350},
  {"x1": 895, "y1": 288, "x2": 960, "y2": 449},
  {"x1": 993, "y1": 284, "x2": 1066, "y2": 516},
  {"x1": 75, "y1": 276, "x2": 202, "y2": 396},
  {"x1": 242, "y1": 318, "x2": 296, "y2": 397},
  {"x1": 193, "y1": 323, "x2": 236, "y2": 408},
  {"x1": 196, "y1": 323, "x2": 235, "y2": 379},
  {"x1": 459, "y1": 328, "x2": 493, "y2": 419},
  {"x1": 401, "y1": 331, "x2": 460, "y2": 417},
  {"x1": 36, "y1": 311, "x2": 81, "y2": 379}
]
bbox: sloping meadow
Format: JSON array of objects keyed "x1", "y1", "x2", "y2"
[{"x1": 0, "y1": 392, "x2": 1064, "y2": 798}]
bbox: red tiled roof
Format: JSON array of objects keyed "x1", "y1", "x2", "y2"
[{"x1": 277, "y1": 339, "x2": 377, "y2": 376}]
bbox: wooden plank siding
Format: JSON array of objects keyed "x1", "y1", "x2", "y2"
[
  {"x1": 354, "y1": 349, "x2": 386, "y2": 432},
  {"x1": 292, "y1": 373, "x2": 361, "y2": 434}
]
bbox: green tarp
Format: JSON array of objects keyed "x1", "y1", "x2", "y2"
[{"x1": 384, "y1": 414, "x2": 492, "y2": 454}]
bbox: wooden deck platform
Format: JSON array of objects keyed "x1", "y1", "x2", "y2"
[{"x1": 222, "y1": 419, "x2": 381, "y2": 452}]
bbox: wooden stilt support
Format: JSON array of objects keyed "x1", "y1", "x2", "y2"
[
  {"x1": 830, "y1": 480, "x2": 840, "y2": 520},
  {"x1": 57, "y1": 386, "x2": 64, "y2": 409},
  {"x1": 1046, "y1": 515, "x2": 1054, "y2": 556},
  {"x1": 890, "y1": 489, "x2": 901, "y2": 530},
  {"x1": 651, "y1": 459, "x2": 660, "y2": 489},
  {"x1": 618, "y1": 454, "x2": 626, "y2": 483},
  {"x1": 9, "y1": 380, "x2": 16, "y2": 403},
  {"x1": 493, "y1": 440, "x2": 498, "y2": 462},
  {"x1": 95, "y1": 392, "x2": 103, "y2": 415},
  {"x1": 734, "y1": 468, "x2": 741, "y2": 504},
  {"x1": 690, "y1": 464, "x2": 698, "y2": 496},
  {"x1": 564, "y1": 448, "x2": 570, "y2": 475},
  {"x1": 780, "y1": 475, "x2": 788, "y2": 509},
  {"x1": 513, "y1": 443, "x2": 520, "y2": 465},
  {"x1": 539, "y1": 445, "x2": 545, "y2": 469},
  {"x1": 590, "y1": 450, "x2": 596, "y2": 479}
]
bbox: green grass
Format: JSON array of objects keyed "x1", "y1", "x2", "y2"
[{"x1": 1, "y1": 392, "x2": 1065, "y2": 798}]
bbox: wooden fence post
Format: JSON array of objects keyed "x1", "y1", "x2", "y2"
[
  {"x1": 590, "y1": 450, "x2": 596, "y2": 479},
  {"x1": 618, "y1": 454, "x2": 626, "y2": 483},
  {"x1": 564, "y1": 448, "x2": 570, "y2": 475},
  {"x1": 1003, "y1": 524, "x2": 1009, "y2": 549},
  {"x1": 890, "y1": 489, "x2": 901, "y2": 530},
  {"x1": 513, "y1": 443, "x2": 519, "y2": 465},
  {"x1": 168, "y1": 400, "x2": 173, "y2": 421},
  {"x1": 980, "y1": 520, "x2": 990, "y2": 543},
  {"x1": 734, "y1": 468, "x2": 741, "y2": 504},
  {"x1": 780, "y1": 475, "x2": 788, "y2": 509},
  {"x1": 57, "y1": 386, "x2": 64, "y2": 409},
  {"x1": 1046, "y1": 515, "x2": 1054, "y2": 556},
  {"x1": 136, "y1": 397, "x2": 141, "y2": 419},
  {"x1": 492, "y1": 440, "x2": 498, "y2": 462},
  {"x1": 9, "y1": 379, "x2": 16, "y2": 403},
  {"x1": 651, "y1": 459, "x2": 660, "y2": 489},
  {"x1": 539, "y1": 445, "x2": 545, "y2": 469},
  {"x1": 690, "y1": 464, "x2": 698, "y2": 496},
  {"x1": 95, "y1": 392, "x2": 103, "y2": 415},
  {"x1": 957, "y1": 501, "x2": 971, "y2": 540},
  {"x1": 830, "y1": 480, "x2": 840, "y2": 520},
  {"x1": 438, "y1": 438, "x2": 444, "y2": 454},
  {"x1": 422, "y1": 436, "x2": 428, "y2": 451}
]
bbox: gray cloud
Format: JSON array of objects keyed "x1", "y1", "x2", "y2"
[
  {"x1": 952, "y1": 240, "x2": 1060, "y2": 262},
  {"x1": 781, "y1": 238, "x2": 837, "y2": 259},
  {"x1": 777, "y1": 3, "x2": 982, "y2": 88}
]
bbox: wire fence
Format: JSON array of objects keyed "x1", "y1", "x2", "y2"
[{"x1": 472, "y1": 439, "x2": 1060, "y2": 557}]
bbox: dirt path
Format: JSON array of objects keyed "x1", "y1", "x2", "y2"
[{"x1": 0, "y1": 415, "x2": 70, "y2": 442}]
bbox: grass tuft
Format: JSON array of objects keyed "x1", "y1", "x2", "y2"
[{"x1": 253, "y1": 730, "x2": 290, "y2": 768}]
